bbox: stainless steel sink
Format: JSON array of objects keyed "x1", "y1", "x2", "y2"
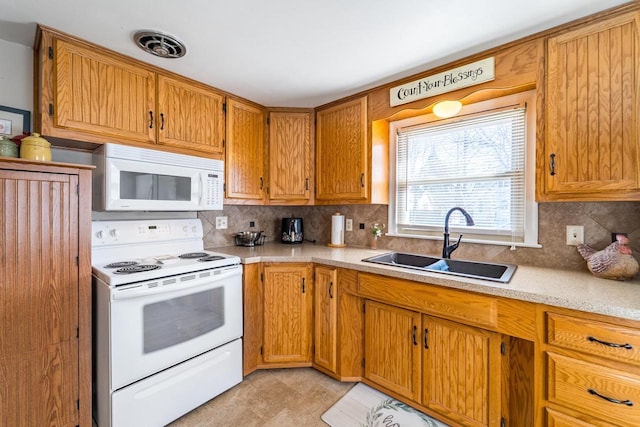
[{"x1": 361, "y1": 252, "x2": 517, "y2": 283}]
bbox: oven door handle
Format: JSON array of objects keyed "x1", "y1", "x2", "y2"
[{"x1": 110, "y1": 266, "x2": 241, "y2": 300}]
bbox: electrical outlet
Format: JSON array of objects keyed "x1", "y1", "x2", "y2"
[
  {"x1": 249, "y1": 221, "x2": 255, "y2": 228},
  {"x1": 359, "y1": 223, "x2": 365, "y2": 230},
  {"x1": 566, "y1": 225, "x2": 584, "y2": 245},
  {"x1": 216, "y1": 216, "x2": 228, "y2": 230},
  {"x1": 346, "y1": 219, "x2": 353, "y2": 232}
]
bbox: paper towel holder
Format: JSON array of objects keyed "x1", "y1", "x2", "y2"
[{"x1": 327, "y1": 212, "x2": 347, "y2": 248}]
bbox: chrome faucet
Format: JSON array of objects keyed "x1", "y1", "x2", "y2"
[{"x1": 442, "y1": 207, "x2": 474, "y2": 259}]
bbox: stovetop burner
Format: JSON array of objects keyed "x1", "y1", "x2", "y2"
[
  {"x1": 198, "y1": 255, "x2": 226, "y2": 262},
  {"x1": 114, "y1": 264, "x2": 161, "y2": 274},
  {"x1": 179, "y1": 252, "x2": 210, "y2": 259},
  {"x1": 105, "y1": 261, "x2": 139, "y2": 269}
]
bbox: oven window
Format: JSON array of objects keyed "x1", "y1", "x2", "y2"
[
  {"x1": 143, "y1": 287, "x2": 225, "y2": 353},
  {"x1": 120, "y1": 171, "x2": 191, "y2": 201}
]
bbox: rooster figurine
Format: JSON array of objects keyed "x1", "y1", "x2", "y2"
[{"x1": 577, "y1": 234, "x2": 639, "y2": 281}]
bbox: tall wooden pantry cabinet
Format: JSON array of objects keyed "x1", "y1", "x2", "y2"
[{"x1": 0, "y1": 159, "x2": 92, "y2": 427}]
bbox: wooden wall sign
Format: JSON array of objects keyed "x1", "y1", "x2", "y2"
[{"x1": 389, "y1": 57, "x2": 495, "y2": 107}]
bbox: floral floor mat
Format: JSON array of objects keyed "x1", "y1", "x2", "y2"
[{"x1": 321, "y1": 383, "x2": 448, "y2": 427}]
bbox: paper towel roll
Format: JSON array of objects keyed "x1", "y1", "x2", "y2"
[{"x1": 331, "y1": 213, "x2": 345, "y2": 246}]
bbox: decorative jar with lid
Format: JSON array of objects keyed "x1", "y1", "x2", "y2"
[
  {"x1": 0, "y1": 136, "x2": 19, "y2": 158},
  {"x1": 20, "y1": 133, "x2": 51, "y2": 161}
]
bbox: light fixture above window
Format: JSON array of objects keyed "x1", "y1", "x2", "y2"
[{"x1": 432, "y1": 100, "x2": 463, "y2": 118}]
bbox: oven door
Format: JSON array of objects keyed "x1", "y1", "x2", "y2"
[
  {"x1": 105, "y1": 157, "x2": 205, "y2": 211},
  {"x1": 109, "y1": 266, "x2": 242, "y2": 390}
]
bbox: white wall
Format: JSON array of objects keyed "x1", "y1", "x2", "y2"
[{"x1": 0, "y1": 39, "x2": 33, "y2": 112}]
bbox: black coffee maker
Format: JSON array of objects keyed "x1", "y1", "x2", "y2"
[{"x1": 281, "y1": 217, "x2": 303, "y2": 244}]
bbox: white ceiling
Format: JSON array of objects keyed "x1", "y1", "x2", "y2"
[{"x1": 0, "y1": 0, "x2": 631, "y2": 107}]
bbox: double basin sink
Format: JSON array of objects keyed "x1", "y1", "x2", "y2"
[{"x1": 361, "y1": 252, "x2": 517, "y2": 283}]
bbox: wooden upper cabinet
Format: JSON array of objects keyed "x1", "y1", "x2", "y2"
[
  {"x1": 542, "y1": 11, "x2": 640, "y2": 201},
  {"x1": 268, "y1": 111, "x2": 312, "y2": 203},
  {"x1": 37, "y1": 27, "x2": 226, "y2": 158},
  {"x1": 225, "y1": 99, "x2": 266, "y2": 202},
  {"x1": 49, "y1": 37, "x2": 156, "y2": 144},
  {"x1": 316, "y1": 96, "x2": 369, "y2": 203},
  {"x1": 156, "y1": 75, "x2": 225, "y2": 155}
]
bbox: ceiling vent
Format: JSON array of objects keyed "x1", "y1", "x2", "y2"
[{"x1": 133, "y1": 30, "x2": 186, "y2": 59}]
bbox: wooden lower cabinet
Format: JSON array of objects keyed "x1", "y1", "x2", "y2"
[
  {"x1": 314, "y1": 266, "x2": 338, "y2": 372},
  {"x1": 422, "y1": 316, "x2": 502, "y2": 427},
  {"x1": 262, "y1": 263, "x2": 313, "y2": 364},
  {"x1": 364, "y1": 300, "x2": 502, "y2": 427},
  {"x1": 364, "y1": 301, "x2": 422, "y2": 401},
  {"x1": 0, "y1": 159, "x2": 92, "y2": 427}
]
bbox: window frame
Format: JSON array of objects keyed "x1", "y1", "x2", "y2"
[{"x1": 387, "y1": 90, "x2": 540, "y2": 248}]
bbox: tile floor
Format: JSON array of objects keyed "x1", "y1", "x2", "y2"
[{"x1": 168, "y1": 368, "x2": 355, "y2": 427}]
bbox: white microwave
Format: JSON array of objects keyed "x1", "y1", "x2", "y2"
[{"x1": 93, "y1": 144, "x2": 224, "y2": 211}]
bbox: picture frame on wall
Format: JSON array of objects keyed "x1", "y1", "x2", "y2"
[{"x1": 0, "y1": 105, "x2": 31, "y2": 138}]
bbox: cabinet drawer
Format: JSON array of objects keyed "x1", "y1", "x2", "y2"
[
  {"x1": 547, "y1": 352, "x2": 640, "y2": 426},
  {"x1": 547, "y1": 312, "x2": 640, "y2": 365},
  {"x1": 358, "y1": 273, "x2": 497, "y2": 328},
  {"x1": 546, "y1": 408, "x2": 599, "y2": 427}
]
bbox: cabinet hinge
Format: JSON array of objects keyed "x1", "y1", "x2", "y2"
[
  {"x1": 76, "y1": 327, "x2": 79, "y2": 338},
  {"x1": 222, "y1": 139, "x2": 225, "y2": 148},
  {"x1": 76, "y1": 184, "x2": 79, "y2": 195},
  {"x1": 77, "y1": 399, "x2": 80, "y2": 410},
  {"x1": 362, "y1": 302, "x2": 366, "y2": 313},
  {"x1": 260, "y1": 272, "x2": 264, "y2": 282},
  {"x1": 76, "y1": 256, "x2": 79, "y2": 266},
  {"x1": 500, "y1": 417, "x2": 506, "y2": 427},
  {"x1": 48, "y1": 46, "x2": 53, "y2": 59},
  {"x1": 500, "y1": 342, "x2": 506, "y2": 355},
  {"x1": 260, "y1": 346, "x2": 263, "y2": 355},
  {"x1": 222, "y1": 102, "x2": 226, "y2": 113},
  {"x1": 48, "y1": 103, "x2": 54, "y2": 117}
]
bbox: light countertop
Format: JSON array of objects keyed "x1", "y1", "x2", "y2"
[{"x1": 212, "y1": 243, "x2": 640, "y2": 322}]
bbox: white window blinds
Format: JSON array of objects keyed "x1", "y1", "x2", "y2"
[{"x1": 395, "y1": 107, "x2": 527, "y2": 242}]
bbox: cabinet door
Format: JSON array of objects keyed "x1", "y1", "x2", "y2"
[
  {"x1": 422, "y1": 316, "x2": 501, "y2": 427},
  {"x1": 157, "y1": 75, "x2": 225, "y2": 155},
  {"x1": 269, "y1": 111, "x2": 312, "y2": 203},
  {"x1": 314, "y1": 266, "x2": 338, "y2": 372},
  {"x1": 544, "y1": 11, "x2": 640, "y2": 199},
  {"x1": 53, "y1": 37, "x2": 156, "y2": 143},
  {"x1": 316, "y1": 96, "x2": 368, "y2": 202},
  {"x1": 262, "y1": 264, "x2": 312, "y2": 363},
  {"x1": 226, "y1": 99, "x2": 266, "y2": 201},
  {"x1": 364, "y1": 301, "x2": 421, "y2": 401},
  {"x1": 0, "y1": 169, "x2": 80, "y2": 426},
  {"x1": 337, "y1": 269, "x2": 364, "y2": 379}
]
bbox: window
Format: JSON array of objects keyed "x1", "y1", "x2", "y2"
[{"x1": 389, "y1": 91, "x2": 539, "y2": 247}]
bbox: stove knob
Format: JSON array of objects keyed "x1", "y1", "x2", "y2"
[
  {"x1": 183, "y1": 225, "x2": 189, "y2": 232},
  {"x1": 96, "y1": 230, "x2": 105, "y2": 239},
  {"x1": 192, "y1": 226, "x2": 197, "y2": 233},
  {"x1": 109, "y1": 229, "x2": 119, "y2": 238}
]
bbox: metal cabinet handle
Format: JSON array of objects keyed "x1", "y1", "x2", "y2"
[
  {"x1": 302, "y1": 277, "x2": 305, "y2": 294},
  {"x1": 424, "y1": 328, "x2": 429, "y2": 349},
  {"x1": 588, "y1": 388, "x2": 633, "y2": 406},
  {"x1": 160, "y1": 113, "x2": 165, "y2": 130},
  {"x1": 149, "y1": 111, "x2": 154, "y2": 129},
  {"x1": 588, "y1": 336, "x2": 633, "y2": 350},
  {"x1": 360, "y1": 173, "x2": 365, "y2": 187},
  {"x1": 412, "y1": 325, "x2": 417, "y2": 346},
  {"x1": 259, "y1": 177, "x2": 264, "y2": 190},
  {"x1": 329, "y1": 281, "x2": 333, "y2": 299},
  {"x1": 305, "y1": 177, "x2": 309, "y2": 191},
  {"x1": 550, "y1": 153, "x2": 556, "y2": 176}
]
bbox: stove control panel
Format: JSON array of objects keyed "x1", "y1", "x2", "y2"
[{"x1": 92, "y1": 219, "x2": 203, "y2": 246}]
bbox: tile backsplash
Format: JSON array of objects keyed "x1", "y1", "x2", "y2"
[{"x1": 200, "y1": 202, "x2": 640, "y2": 271}]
